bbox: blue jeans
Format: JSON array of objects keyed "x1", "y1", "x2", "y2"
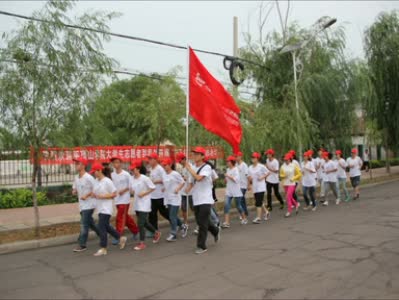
[
  {"x1": 240, "y1": 188, "x2": 249, "y2": 216},
  {"x1": 302, "y1": 186, "x2": 316, "y2": 207},
  {"x1": 210, "y1": 206, "x2": 220, "y2": 227},
  {"x1": 168, "y1": 205, "x2": 182, "y2": 236},
  {"x1": 337, "y1": 178, "x2": 349, "y2": 199},
  {"x1": 98, "y1": 213, "x2": 120, "y2": 248},
  {"x1": 224, "y1": 196, "x2": 243, "y2": 214},
  {"x1": 78, "y1": 209, "x2": 100, "y2": 247}
]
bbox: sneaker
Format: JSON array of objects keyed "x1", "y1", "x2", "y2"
[
  {"x1": 153, "y1": 231, "x2": 161, "y2": 244},
  {"x1": 267, "y1": 206, "x2": 272, "y2": 211},
  {"x1": 73, "y1": 246, "x2": 87, "y2": 252},
  {"x1": 166, "y1": 234, "x2": 177, "y2": 242},
  {"x1": 322, "y1": 201, "x2": 329, "y2": 206},
  {"x1": 134, "y1": 242, "x2": 146, "y2": 251},
  {"x1": 221, "y1": 223, "x2": 230, "y2": 229},
  {"x1": 119, "y1": 236, "x2": 127, "y2": 250},
  {"x1": 240, "y1": 219, "x2": 248, "y2": 225},
  {"x1": 111, "y1": 238, "x2": 119, "y2": 246},
  {"x1": 303, "y1": 206, "x2": 310, "y2": 211},
  {"x1": 181, "y1": 224, "x2": 189, "y2": 238},
  {"x1": 132, "y1": 233, "x2": 139, "y2": 241},
  {"x1": 195, "y1": 248, "x2": 208, "y2": 255},
  {"x1": 239, "y1": 216, "x2": 243, "y2": 221},
  {"x1": 284, "y1": 212, "x2": 291, "y2": 218},
  {"x1": 194, "y1": 227, "x2": 199, "y2": 235},
  {"x1": 345, "y1": 196, "x2": 351, "y2": 202},
  {"x1": 336, "y1": 199, "x2": 341, "y2": 205},
  {"x1": 93, "y1": 248, "x2": 107, "y2": 256},
  {"x1": 311, "y1": 206, "x2": 317, "y2": 212},
  {"x1": 263, "y1": 211, "x2": 270, "y2": 221},
  {"x1": 295, "y1": 204, "x2": 300, "y2": 215},
  {"x1": 146, "y1": 231, "x2": 155, "y2": 239},
  {"x1": 252, "y1": 217, "x2": 261, "y2": 224},
  {"x1": 214, "y1": 227, "x2": 221, "y2": 243}
]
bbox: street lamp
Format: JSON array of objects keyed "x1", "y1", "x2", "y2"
[{"x1": 280, "y1": 16, "x2": 337, "y2": 160}]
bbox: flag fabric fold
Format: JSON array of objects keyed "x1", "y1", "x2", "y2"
[{"x1": 188, "y1": 47, "x2": 242, "y2": 153}]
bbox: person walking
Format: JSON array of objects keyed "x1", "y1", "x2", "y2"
[
  {"x1": 248, "y1": 152, "x2": 270, "y2": 224},
  {"x1": 161, "y1": 157, "x2": 187, "y2": 242},
  {"x1": 236, "y1": 151, "x2": 249, "y2": 218},
  {"x1": 222, "y1": 155, "x2": 247, "y2": 228},
  {"x1": 72, "y1": 158, "x2": 100, "y2": 252},
  {"x1": 335, "y1": 150, "x2": 351, "y2": 202},
  {"x1": 181, "y1": 147, "x2": 221, "y2": 254},
  {"x1": 129, "y1": 159, "x2": 162, "y2": 251},
  {"x1": 91, "y1": 162, "x2": 127, "y2": 256},
  {"x1": 301, "y1": 151, "x2": 317, "y2": 211},
  {"x1": 315, "y1": 148, "x2": 326, "y2": 201},
  {"x1": 280, "y1": 153, "x2": 302, "y2": 218},
  {"x1": 347, "y1": 148, "x2": 363, "y2": 200},
  {"x1": 322, "y1": 152, "x2": 341, "y2": 206},
  {"x1": 363, "y1": 149, "x2": 370, "y2": 172},
  {"x1": 110, "y1": 156, "x2": 139, "y2": 245},
  {"x1": 148, "y1": 153, "x2": 170, "y2": 233},
  {"x1": 289, "y1": 150, "x2": 300, "y2": 204},
  {"x1": 265, "y1": 149, "x2": 285, "y2": 211}
]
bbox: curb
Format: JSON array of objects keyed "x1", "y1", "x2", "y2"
[{"x1": 0, "y1": 175, "x2": 398, "y2": 255}]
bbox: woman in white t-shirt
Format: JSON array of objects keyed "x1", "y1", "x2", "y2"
[
  {"x1": 335, "y1": 150, "x2": 350, "y2": 202},
  {"x1": 222, "y1": 156, "x2": 247, "y2": 228},
  {"x1": 91, "y1": 162, "x2": 127, "y2": 256},
  {"x1": 301, "y1": 151, "x2": 317, "y2": 211},
  {"x1": 346, "y1": 148, "x2": 363, "y2": 200},
  {"x1": 248, "y1": 152, "x2": 270, "y2": 224},
  {"x1": 129, "y1": 159, "x2": 161, "y2": 251},
  {"x1": 161, "y1": 158, "x2": 186, "y2": 242}
]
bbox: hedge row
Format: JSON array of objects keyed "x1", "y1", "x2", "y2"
[{"x1": 369, "y1": 158, "x2": 399, "y2": 169}]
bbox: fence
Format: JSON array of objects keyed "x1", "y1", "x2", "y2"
[{"x1": 0, "y1": 146, "x2": 225, "y2": 188}]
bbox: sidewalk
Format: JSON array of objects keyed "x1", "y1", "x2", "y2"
[{"x1": 0, "y1": 166, "x2": 398, "y2": 243}]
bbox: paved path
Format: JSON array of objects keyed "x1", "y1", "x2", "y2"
[
  {"x1": 0, "y1": 180, "x2": 398, "y2": 299},
  {"x1": 1, "y1": 166, "x2": 398, "y2": 230}
]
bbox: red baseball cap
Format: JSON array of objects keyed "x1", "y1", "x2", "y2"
[
  {"x1": 322, "y1": 151, "x2": 329, "y2": 158},
  {"x1": 226, "y1": 155, "x2": 236, "y2": 162},
  {"x1": 175, "y1": 152, "x2": 186, "y2": 163},
  {"x1": 265, "y1": 149, "x2": 275, "y2": 155},
  {"x1": 204, "y1": 156, "x2": 209, "y2": 162},
  {"x1": 284, "y1": 153, "x2": 293, "y2": 161},
  {"x1": 351, "y1": 148, "x2": 358, "y2": 154},
  {"x1": 289, "y1": 150, "x2": 296, "y2": 156},
  {"x1": 251, "y1": 152, "x2": 261, "y2": 159},
  {"x1": 303, "y1": 151, "x2": 310, "y2": 157},
  {"x1": 90, "y1": 162, "x2": 104, "y2": 174},
  {"x1": 129, "y1": 159, "x2": 142, "y2": 170},
  {"x1": 236, "y1": 151, "x2": 243, "y2": 157},
  {"x1": 147, "y1": 153, "x2": 159, "y2": 160},
  {"x1": 335, "y1": 150, "x2": 342, "y2": 156},
  {"x1": 73, "y1": 157, "x2": 88, "y2": 166},
  {"x1": 161, "y1": 157, "x2": 173, "y2": 166},
  {"x1": 308, "y1": 150, "x2": 314, "y2": 156},
  {"x1": 110, "y1": 156, "x2": 124, "y2": 162},
  {"x1": 192, "y1": 147, "x2": 206, "y2": 155}
]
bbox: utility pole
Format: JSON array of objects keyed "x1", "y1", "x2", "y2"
[{"x1": 233, "y1": 16, "x2": 238, "y2": 98}]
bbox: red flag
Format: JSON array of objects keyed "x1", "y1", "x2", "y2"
[{"x1": 189, "y1": 47, "x2": 242, "y2": 153}]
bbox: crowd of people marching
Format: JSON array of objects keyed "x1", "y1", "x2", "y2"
[{"x1": 71, "y1": 146, "x2": 363, "y2": 256}]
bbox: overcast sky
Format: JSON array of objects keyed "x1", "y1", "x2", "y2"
[{"x1": 1, "y1": 1, "x2": 398, "y2": 93}]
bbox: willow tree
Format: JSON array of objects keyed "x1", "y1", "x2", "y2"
[
  {"x1": 364, "y1": 11, "x2": 399, "y2": 172},
  {"x1": 0, "y1": 1, "x2": 117, "y2": 236}
]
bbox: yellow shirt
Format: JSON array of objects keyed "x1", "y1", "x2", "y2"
[{"x1": 280, "y1": 163, "x2": 302, "y2": 186}]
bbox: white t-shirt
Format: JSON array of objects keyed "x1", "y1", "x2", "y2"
[
  {"x1": 111, "y1": 170, "x2": 131, "y2": 205},
  {"x1": 364, "y1": 152, "x2": 370, "y2": 162},
  {"x1": 191, "y1": 164, "x2": 214, "y2": 206},
  {"x1": 248, "y1": 164, "x2": 268, "y2": 193},
  {"x1": 237, "y1": 161, "x2": 249, "y2": 189},
  {"x1": 72, "y1": 172, "x2": 97, "y2": 211},
  {"x1": 93, "y1": 177, "x2": 117, "y2": 215},
  {"x1": 336, "y1": 158, "x2": 347, "y2": 179},
  {"x1": 347, "y1": 156, "x2": 363, "y2": 177},
  {"x1": 315, "y1": 157, "x2": 325, "y2": 181},
  {"x1": 149, "y1": 164, "x2": 166, "y2": 199},
  {"x1": 163, "y1": 171, "x2": 185, "y2": 206},
  {"x1": 265, "y1": 158, "x2": 280, "y2": 184},
  {"x1": 301, "y1": 161, "x2": 316, "y2": 187},
  {"x1": 324, "y1": 160, "x2": 338, "y2": 183},
  {"x1": 181, "y1": 167, "x2": 194, "y2": 196},
  {"x1": 211, "y1": 169, "x2": 218, "y2": 182},
  {"x1": 130, "y1": 174, "x2": 156, "y2": 212},
  {"x1": 226, "y1": 167, "x2": 243, "y2": 198}
]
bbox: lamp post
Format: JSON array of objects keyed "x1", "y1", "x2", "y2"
[{"x1": 280, "y1": 16, "x2": 337, "y2": 160}]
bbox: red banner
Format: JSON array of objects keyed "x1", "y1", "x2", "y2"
[{"x1": 32, "y1": 145, "x2": 224, "y2": 165}]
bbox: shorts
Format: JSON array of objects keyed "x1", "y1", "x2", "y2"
[
  {"x1": 181, "y1": 195, "x2": 194, "y2": 212},
  {"x1": 350, "y1": 176, "x2": 361, "y2": 188},
  {"x1": 254, "y1": 192, "x2": 265, "y2": 207}
]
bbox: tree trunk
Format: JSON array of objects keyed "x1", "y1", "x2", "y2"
[
  {"x1": 385, "y1": 129, "x2": 391, "y2": 174},
  {"x1": 31, "y1": 147, "x2": 40, "y2": 238}
]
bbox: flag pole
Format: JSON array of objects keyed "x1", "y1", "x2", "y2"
[{"x1": 185, "y1": 45, "x2": 190, "y2": 224}]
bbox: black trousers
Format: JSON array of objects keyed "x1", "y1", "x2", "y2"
[
  {"x1": 149, "y1": 198, "x2": 170, "y2": 230},
  {"x1": 194, "y1": 204, "x2": 219, "y2": 250},
  {"x1": 293, "y1": 182, "x2": 299, "y2": 202},
  {"x1": 98, "y1": 213, "x2": 120, "y2": 248},
  {"x1": 266, "y1": 182, "x2": 284, "y2": 209},
  {"x1": 136, "y1": 211, "x2": 156, "y2": 242}
]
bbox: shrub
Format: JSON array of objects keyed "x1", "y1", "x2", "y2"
[{"x1": 0, "y1": 189, "x2": 48, "y2": 209}]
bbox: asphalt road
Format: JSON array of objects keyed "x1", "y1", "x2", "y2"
[{"x1": 1, "y1": 180, "x2": 399, "y2": 299}]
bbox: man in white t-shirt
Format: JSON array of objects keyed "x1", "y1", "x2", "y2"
[
  {"x1": 182, "y1": 147, "x2": 220, "y2": 255},
  {"x1": 72, "y1": 158, "x2": 100, "y2": 252},
  {"x1": 236, "y1": 151, "x2": 249, "y2": 217},
  {"x1": 111, "y1": 156, "x2": 139, "y2": 243},
  {"x1": 322, "y1": 152, "x2": 340, "y2": 206},
  {"x1": 347, "y1": 148, "x2": 363, "y2": 200},
  {"x1": 315, "y1": 148, "x2": 326, "y2": 200},
  {"x1": 265, "y1": 149, "x2": 284, "y2": 211},
  {"x1": 147, "y1": 153, "x2": 169, "y2": 231}
]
